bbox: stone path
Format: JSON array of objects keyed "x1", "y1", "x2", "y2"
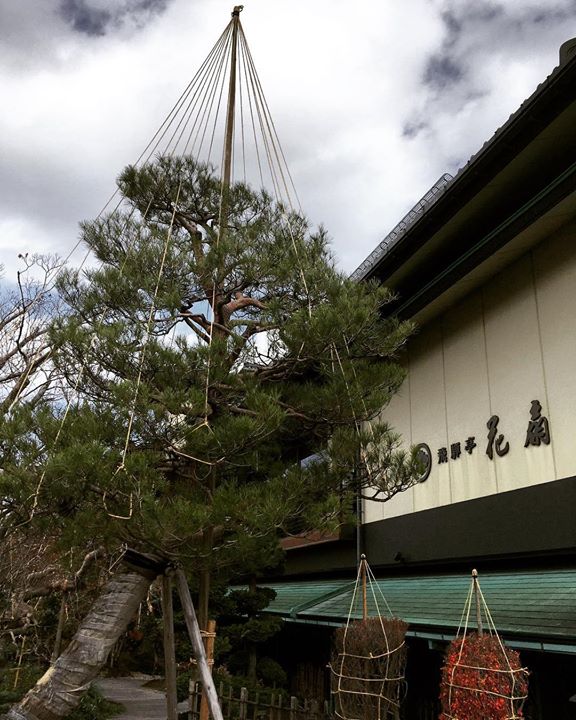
[{"x1": 97, "y1": 677, "x2": 188, "y2": 720}]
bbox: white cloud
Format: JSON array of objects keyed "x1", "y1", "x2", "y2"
[{"x1": 0, "y1": 0, "x2": 574, "y2": 280}]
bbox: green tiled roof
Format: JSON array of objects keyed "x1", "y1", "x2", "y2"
[
  {"x1": 257, "y1": 569, "x2": 576, "y2": 642},
  {"x1": 253, "y1": 580, "x2": 354, "y2": 617}
]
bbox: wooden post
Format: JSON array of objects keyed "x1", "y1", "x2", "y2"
[
  {"x1": 361, "y1": 554, "x2": 368, "y2": 621},
  {"x1": 199, "y1": 619, "x2": 217, "y2": 720},
  {"x1": 175, "y1": 569, "x2": 224, "y2": 720},
  {"x1": 218, "y1": 682, "x2": 224, "y2": 720},
  {"x1": 472, "y1": 569, "x2": 483, "y2": 637},
  {"x1": 195, "y1": 681, "x2": 202, "y2": 719},
  {"x1": 239, "y1": 687, "x2": 248, "y2": 720},
  {"x1": 161, "y1": 574, "x2": 178, "y2": 720},
  {"x1": 227, "y1": 684, "x2": 233, "y2": 719},
  {"x1": 289, "y1": 696, "x2": 297, "y2": 720}
]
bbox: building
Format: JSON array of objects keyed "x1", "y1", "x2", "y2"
[{"x1": 258, "y1": 38, "x2": 576, "y2": 719}]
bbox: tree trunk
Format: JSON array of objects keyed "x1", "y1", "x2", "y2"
[
  {"x1": 198, "y1": 523, "x2": 215, "y2": 632},
  {"x1": 247, "y1": 648, "x2": 257, "y2": 682},
  {"x1": 161, "y1": 575, "x2": 178, "y2": 720},
  {"x1": 247, "y1": 577, "x2": 257, "y2": 682},
  {"x1": 50, "y1": 595, "x2": 66, "y2": 664},
  {"x1": 198, "y1": 469, "x2": 216, "y2": 632},
  {"x1": 5, "y1": 566, "x2": 155, "y2": 720}
]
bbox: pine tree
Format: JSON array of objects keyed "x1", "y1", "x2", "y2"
[{"x1": 1, "y1": 156, "x2": 422, "y2": 719}]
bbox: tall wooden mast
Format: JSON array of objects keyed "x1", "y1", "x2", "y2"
[{"x1": 222, "y1": 5, "x2": 243, "y2": 192}]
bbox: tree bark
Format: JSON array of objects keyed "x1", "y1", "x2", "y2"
[
  {"x1": 198, "y1": 527, "x2": 212, "y2": 632},
  {"x1": 5, "y1": 566, "x2": 156, "y2": 720}
]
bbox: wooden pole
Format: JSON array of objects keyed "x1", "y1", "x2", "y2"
[
  {"x1": 472, "y1": 569, "x2": 483, "y2": 637},
  {"x1": 222, "y1": 6, "x2": 242, "y2": 192},
  {"x1": 217, "y1": 5, "x2": 242, "y2": 246},
  {"x1": 239, "y1": 687, "x2": 248, "y2": 720},
  {"x1": 161, "y1": 574, "x2": 178, "y2": 720},
  {"x1": 175, "y1": 569, "x2": 224, "y2": 720},
  {"x1": 199, "y1": 619, "x2": 217, "y2": 720},
  {"x1": 361, "y1": 554, "x2": 368, "y2": 621}
]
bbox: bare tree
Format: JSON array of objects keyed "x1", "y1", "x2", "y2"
[
  {"x1": 0, "y1": 533, "x2": 107, "y2": 663},
  {"x1": 0, "y1": 254, "x2": 64, "y2": 417},
  {"x1": 0, "y1": 256, "x2": 68, "y2": 669}
]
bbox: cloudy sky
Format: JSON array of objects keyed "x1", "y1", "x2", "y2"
[{"x1": 1, "y1": 0, "x2": 576, "y2": 281}]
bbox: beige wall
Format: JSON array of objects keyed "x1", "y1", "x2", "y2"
[{"x1": 365, "y1": 221, "x2": 576, "y2": 524}]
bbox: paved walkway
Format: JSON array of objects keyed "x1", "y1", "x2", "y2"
[{"x1": 97, "y1": 677, "x2": 188, "y2": 720}]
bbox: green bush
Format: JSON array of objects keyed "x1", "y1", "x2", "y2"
[
  {"x1": 66, "y1": 685, "x2": 124, "y2": 720},
  {"x1": 0, "y1": 664, "x2": 44, "y2": 714}
]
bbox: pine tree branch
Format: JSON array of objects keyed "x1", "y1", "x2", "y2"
[
  {"x1": 180, "y1": 315, "x2": 211, "y2": 344},
  {"x1": 22, "y1": 546, "x2": 105, "y2": 600},
  {"x1": 0, "y1": 349, "x2": 52, "y2": 415},
  {"x1": 221, "y1": 292, "x2": 266, "y2": 319}
]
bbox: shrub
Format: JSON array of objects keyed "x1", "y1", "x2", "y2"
[
  {"x1": 67, "y1": 685, "x2": 124, "y2": 720},
  {"x1": 438, "y1": 633, "x2": 529, "y2": 720},
  {"x1": 331, "y1": 617, "x2": 408, "y2": 720}
]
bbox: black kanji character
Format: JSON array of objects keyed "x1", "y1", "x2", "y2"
[
  {"x1": 524, "y1": 400, "x2": 550, "y2": 447},
  {"x1": 450, "y1": 442, "x2": 461, "y2": 460},
  {"x1": 438, "y1": 447, "x2": 448, "y2": 464},
  {"x1": 465, "y1": 436, "x2": 476, "y2": 455},
  {"x1": 486, "y1": 415, "x2": 509, "y2": 460}
]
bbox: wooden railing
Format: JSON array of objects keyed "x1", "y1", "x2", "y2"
[
  {"x1": 187, "y1": 682, "x2": 332, "y2": 720},
  {"x1": 186, "y1": 681, "x2": 440, "y2": 720}
]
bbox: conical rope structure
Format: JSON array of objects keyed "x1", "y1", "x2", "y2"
[
  {"x1": 330, "y1": 556, "x2": 408, "y2": 720},
  {"x1": 15, "y1": 6, "x2": 307, "y2": 527},
  {"x1": 11, "y1": 4, "x2": 400, "y2": 548},
  {"x1": 1, "y1": 9, "x2": 421, "y2": 720},
  {"x1": 439, "y1": 570, "x2": 529, "y2": 720}
]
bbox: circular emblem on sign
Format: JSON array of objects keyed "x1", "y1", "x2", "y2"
[{"x1": 415, "y1": 443, "x2": 432, "y2": 483}]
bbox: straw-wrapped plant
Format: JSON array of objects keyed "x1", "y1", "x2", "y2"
[{"x1": 331, "y1": 616, "x2": 408, "y2": 720}]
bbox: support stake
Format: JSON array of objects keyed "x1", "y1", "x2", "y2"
[
  {"x1": 199, "y1": 619, "x2": 217, "y2": 720},
  {"x1": 175, "y1": 569, "x2": 224, "y2": 720}
]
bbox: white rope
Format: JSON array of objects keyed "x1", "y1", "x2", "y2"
[{"x1": 22, "y1": 24, "x2": 239, "y2": 521}]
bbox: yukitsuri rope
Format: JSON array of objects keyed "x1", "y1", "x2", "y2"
[
  {"x1": 441, "y1": 573, "x2": 529, "y2": 720},
  {"x1": 330, "y1": 558, "x2": 407, "y2": 720}
]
